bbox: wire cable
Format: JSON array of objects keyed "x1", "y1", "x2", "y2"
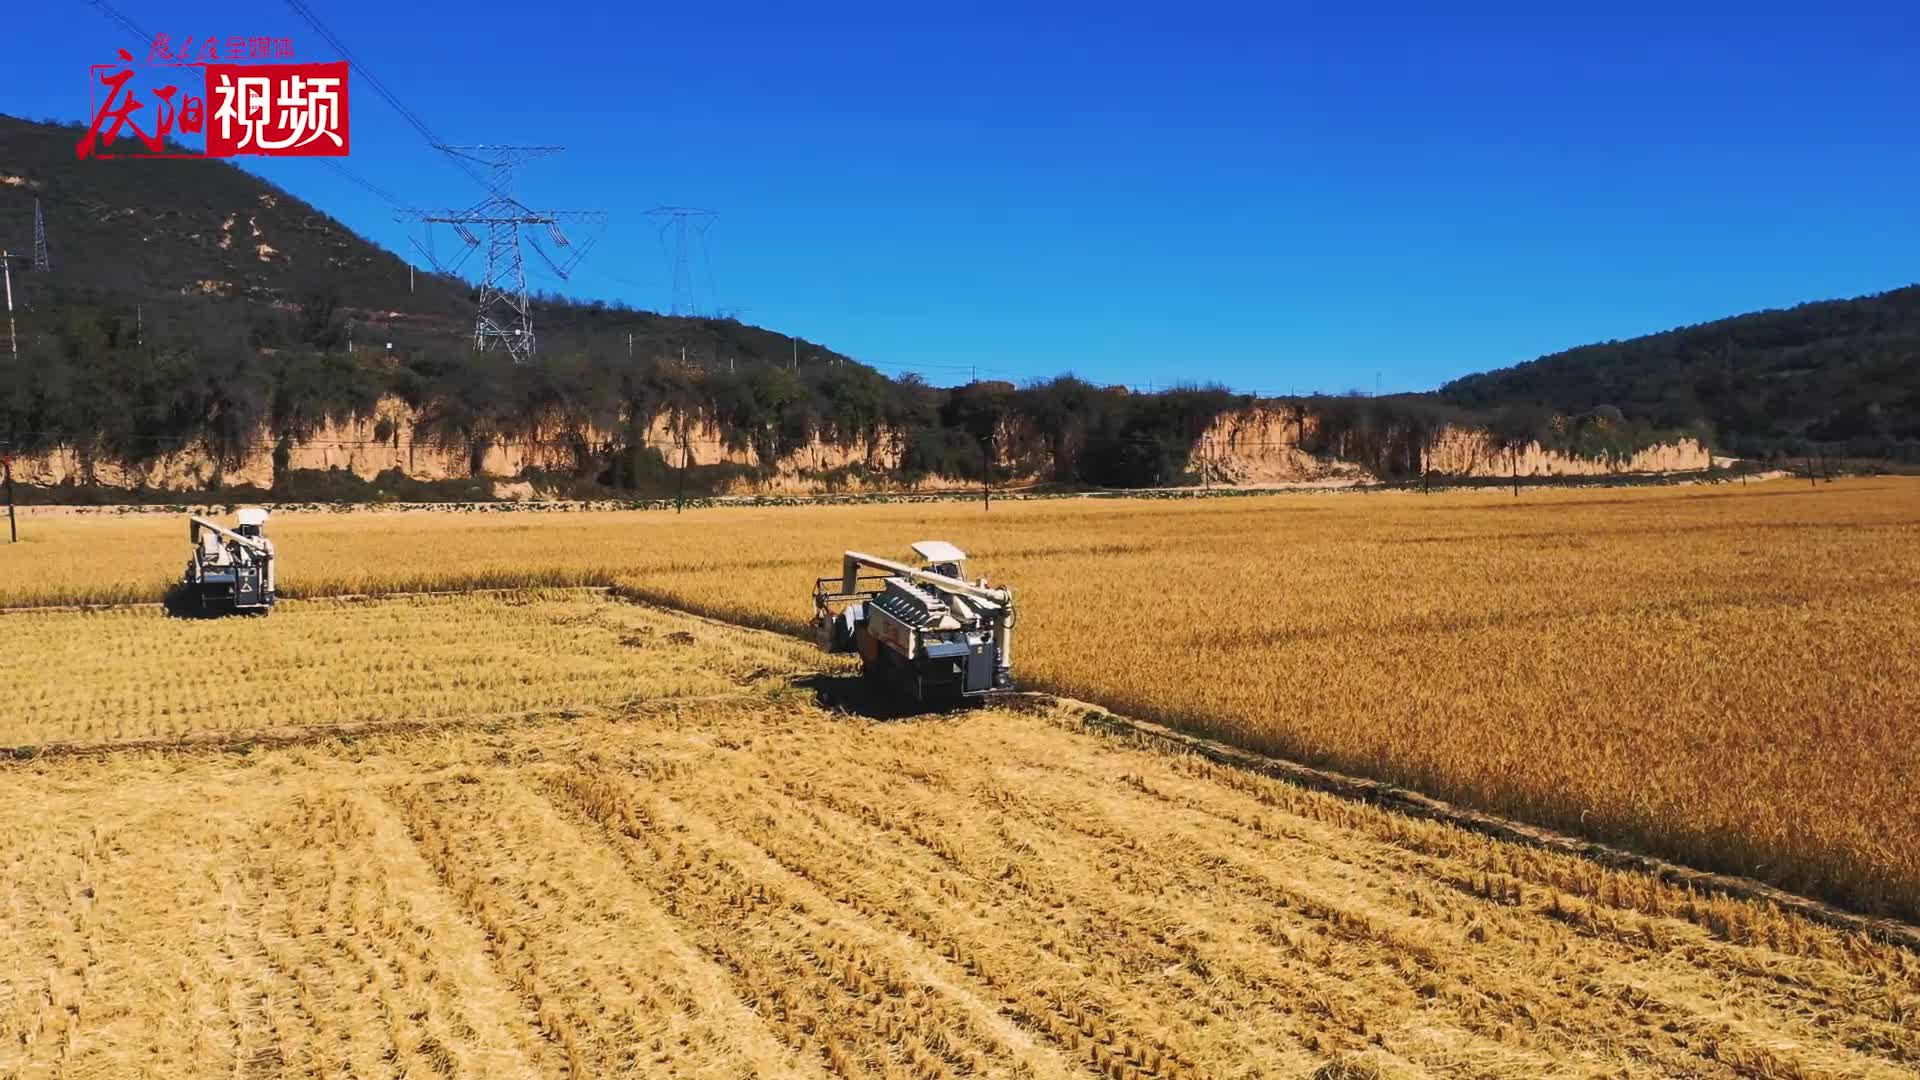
[{"x1": 279, "y1": 0, "x2": 491, "y2": 192}]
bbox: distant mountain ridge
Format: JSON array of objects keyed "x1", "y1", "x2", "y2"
[
  {"x1": 1441, "y1": 286, "x2": 1920, "y2": 461},
  {"x1": 0, "y1": 113, "x2": 1826, "y2": 499},
  {"x1": 2, "y1": 115, "x2": 466, "y2": 314},
  {"x1": 0, "y1": 114, "x2": 848, "y2": 365}
]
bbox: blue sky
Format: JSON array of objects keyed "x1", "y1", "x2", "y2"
[{"x1": 10, "y1": 1, "x2": 1919, "y2": 392}]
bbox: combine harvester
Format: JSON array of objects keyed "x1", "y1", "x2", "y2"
[
  {"x1": 814, "y1": 541, "x2": 1015, "y2": 707},
  {"x1": 180, "y1": 509, "x2": 277, "y2": 615}
]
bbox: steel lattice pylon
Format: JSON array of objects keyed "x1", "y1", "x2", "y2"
[
  {"x1": 31, "y1": 199, "x2": 49, "y2": 273},
  {"x1": 645, "y1": 206, "x2": 715, "y2": 316},
  {"x1": 401, "y1": 146, "x2": 603, "y2": 364}
]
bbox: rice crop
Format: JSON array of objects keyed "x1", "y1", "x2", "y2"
[{"x1": 3, "y1": 477, "x2": 1915, "y2": 916}]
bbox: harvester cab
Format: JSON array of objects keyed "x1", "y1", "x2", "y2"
[
  {"x1": 911, "y1": 539, "x2": 968, "y2": 580},
  {"x1": 182, "y1": 508, "x2": 277, "y2": 615},
  {"x1": 813, "y1": 540, "x2": 1015, "y2": 707}
]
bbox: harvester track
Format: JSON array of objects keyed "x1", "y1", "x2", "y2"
[{"x1": 0, "y1": 584, "x2": 614, "y2": 616}]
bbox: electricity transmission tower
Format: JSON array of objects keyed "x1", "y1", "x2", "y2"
[
  {"x1": 31, "y1": 200, "x2": 48, "y2": 273},
  {"x1": 645, "y1": 206, "x2": 716, "y2": 316},
  {"x1": 401, "y1": 146, "x2": 603, "y2": 363}
]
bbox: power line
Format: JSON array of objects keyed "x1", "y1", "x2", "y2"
[
  {"x1": 279, "y1": 0, "x2": 491, "y2": 193},
  {"x1": 570, "y1": 259, "x2": 659, "y2": 292},
  {"x1": 318, "y1": 159, "x2": 407, "y2": 209},
  {"x1": 85, "y1": 0, "x2": 150, "y2": 47}
]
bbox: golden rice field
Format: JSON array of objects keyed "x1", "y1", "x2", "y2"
[
  {"x1": 2, "y1": 478, "x2": 1916, "y2": 921},
  {"x1": 4, "y1": 666, "x2": 1918, "y2": 1080}
]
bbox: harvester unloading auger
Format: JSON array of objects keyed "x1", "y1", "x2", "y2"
[
  {"x1": 181, "y1": 509, "x2": 276, "y2": 615},
  {"x1": 814, "y1": 541, "x2": 1015, "y2": 707}
]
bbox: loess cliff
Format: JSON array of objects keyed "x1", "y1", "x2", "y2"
[
  {"x1": 7, "y1": 399, "x2": 1707, "y2": 499},
  {"x1": 1197, "y1": 406, "x2": 1708, "y2": 486}
]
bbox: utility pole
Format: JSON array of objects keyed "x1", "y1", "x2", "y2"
[
  {"x1": 676, "y1": 432, "x2": 690, "y2": 513},
  {"x1": 2, "y1": 251, "x2": 17, "y2": 362},
  {"x1": 982, "y1": 434, "x2": 992, "y2": 512},
  {"x1": 2, "y1": 219, "x2": 21, "y2": 543}
]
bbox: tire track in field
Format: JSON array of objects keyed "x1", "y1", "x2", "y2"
[
  {"x1": 557, "y1": 702, "x2": 1232, "y2": 1076},
  {"x1": 792, "y1": 739, "x2": 1630, "y2": 1074},
  {"x1": 388, "y1": 773, "x2": 820, "y2": 1079},
  {"x1": 339, "y1": 789, "x2": 562, "y2": 1076},
  {"x1": 961, "y1": 733, "x2": 1913, "y2": 1079},
  {"x1": 1049, "y1": 735, "x2": 1920, "y2": 1065},
  {"x1": 255, "y1": 792, "x2": 563, "y2": 1078},
  {"x1": 622, "y1": 715, "x2": 1328, "y2": 1079},
  {"x1": 754, "y1": 755, "x2": 1519, "y2": 1078},
  {"x1": 720, "y1": 711, "x2": 1920, "y2": 1079},
  {"x1": 713, "y1": 782, "x2": 1221, "y2": 1080},
  {"x1": 540, "y1": 764, "x2": 1066, "y2": 1080}
]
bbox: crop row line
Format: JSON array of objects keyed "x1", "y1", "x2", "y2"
[
  {"x1": 0, "y1": 584, "x2": 615, "y2": 616},
  {"x1": 0, "y1": 690, "x2": 768, "y2": 762}
]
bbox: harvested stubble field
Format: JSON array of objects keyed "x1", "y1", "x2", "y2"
[
  {"x1": 4, "y1": 478, "x2": 1915, "y2": 919},
  {"x1": 4, "y1": 634, "x2": 1919, "y2": 1080},
  {"x1": 0, "y1": 591, "x2": 816, "y2": 750}
]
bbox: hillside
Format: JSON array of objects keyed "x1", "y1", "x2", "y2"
[
  {"x1": 1441, "y1": 286, "x2": 1920, "y2": 462},
  {"x1": 2, "y1": 116, "x2": 483, "y2": 325},
  {"x1": 0, "y1": 115, "x2": 853, "y2": 365},
  {"x1": 2, "y1": 113, "x2": 1711, "y2": 498}
]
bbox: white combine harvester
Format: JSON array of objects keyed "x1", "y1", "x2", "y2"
[
  {"x1": 181, "y1": 508, "x2": 277, "y2": 615},
  {"x1": 813, "y1": 541, "x2": 1015, "y2": 707}
]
